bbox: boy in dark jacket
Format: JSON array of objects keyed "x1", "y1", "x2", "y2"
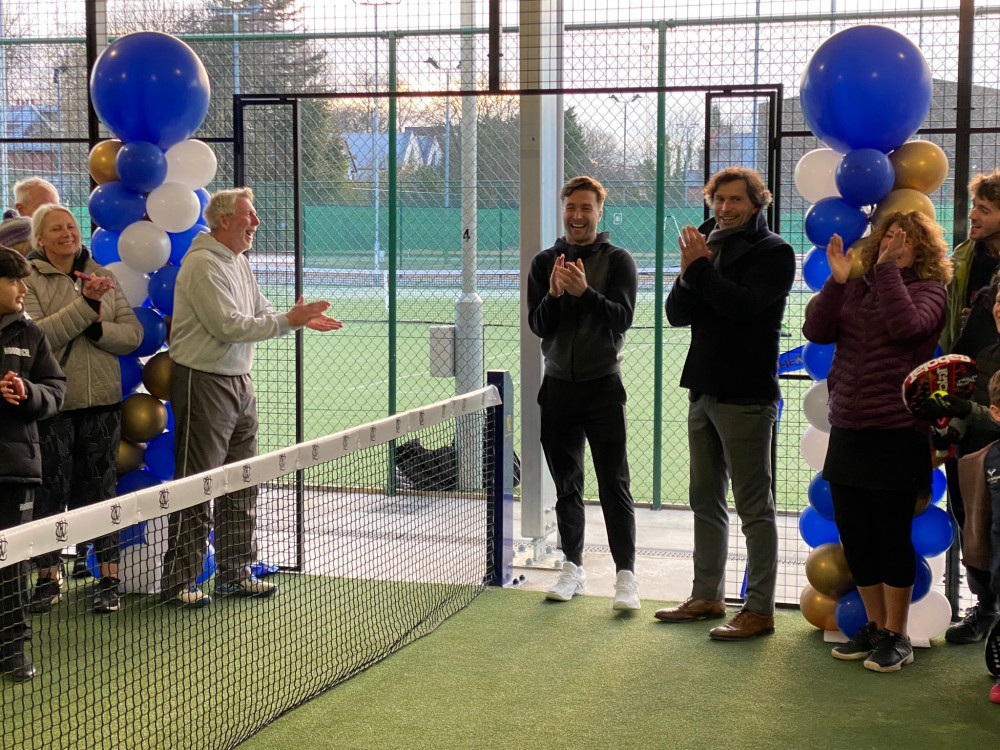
[{"x1": 0, "y1": 247, "x2": 65, "y2": 681}]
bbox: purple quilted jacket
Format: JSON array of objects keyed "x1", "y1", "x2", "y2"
[{"x1": 803, "y1": 262, "x2": 946, "y2": 433}]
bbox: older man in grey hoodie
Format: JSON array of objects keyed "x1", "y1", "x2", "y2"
[{"x1": 161, "y1": 187, "x2": 342, "y2": 608}]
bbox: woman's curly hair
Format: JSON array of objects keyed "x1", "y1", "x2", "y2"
[{"x1": 854, "y1": 210, "x2": 952, "y2": 283}]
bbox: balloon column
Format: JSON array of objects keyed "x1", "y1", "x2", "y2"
[
  {"x1": 89, "y1": 32, "x2": 215, "y2": 594},
  {"x1": 795, "y1": 25, "x2": 954, "y2": 642}
]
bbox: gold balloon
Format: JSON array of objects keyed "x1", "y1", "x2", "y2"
[
  {"x1": 890, "y1": 140, "x2": 949, "y2": 195},
  {"x1": 873, "y1": 188, "x2": 936, "y2": 224},
  {"x1": 800, "y1": 583, "x2": 839, "y2": 631},
  {"x1": 804, "y1": 292, "x2": 820, "y2": 320},
  {"x1": 142, "y1": 351, "x2": 173, "y2": 400},
  {"x1": 847, "y1": 240, "x2": 866, "y2": 279},
  {"x1": 88, "y1": 139, "x2": 122, "y2": 184},
  {"x1": 805, "y1": 542, "x2": 855, "y2": 598},
  {"x1": 122, "y1": 393, "x2": 168, "y2": 443},
  {"x1": 118, "y1": 441, "x2": 146, "y2": 475}
]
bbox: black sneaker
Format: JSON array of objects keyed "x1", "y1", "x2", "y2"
[
  {"x1": 70, "y1": 545, "x2": 93, "y2": 580},
  {"x1": 986, "y1": 622, "x2": 1000, "y2": 678},
  {"x1": 864, "y1": 630, "x2": 914, "y2": 672},
  {"x1": 832, "y1": 621, "x2": 885, "y2": 661},
  {"x1": 945, "y1": 603, "x2": 1000, "y2": 645},
  {"x1": 28, "y1": 576, "x2": 62, "y2": 614},
  {"x1": 0, "y1": 641, "x2": 35, "y2": 683},
  {"x1": 93, "y1": 577, "x2": 121, "y2": 614}
]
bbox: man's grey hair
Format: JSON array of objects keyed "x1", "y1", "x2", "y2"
[
  {"x1": 14, "y1": 177, "x2": 58, "y2": 206},
  {"x1": 204, "y1": 187, "x2": 255, "y2": 230}
]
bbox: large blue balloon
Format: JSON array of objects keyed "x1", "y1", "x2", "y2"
[
  {"x1": 168, "y1": 222, "x2": 208, "y2": 266},
  {"x1": 799, "y1": 505, "x2": 840, "y2": 548},
  {"x1": 148, "y1": 266, "x2": 180, "y2": 316},
  {"x1": 116, "y1": 468, "x2": 161, "y2": 496},
  {"x1": 835, "y1": 149, "x2": 896, "y2": 207},
  {"x1": 91, "y1": 228, "x2": 121, "y2": 266},
  {"x1": 802, "y1": 341, "x2": 835, "y2": 381},
  {"x1": 119, "y1": 355, "x2": 143, "y2": 395},
  {"x1": 911, "y1": 556, "x2": 932, "y2": 602},
  {"x1": 800, "y1": 25, "x2": 932, "y2": 154},
  {"x1": 131, "y1": 307, "x2": 167, "y2": 357},
  {"x1": 165, "y1": 401, "x2": 175, "y2": 432},
  {"x1": 804, "y1": 197, "x2": 869, "y2": 249},
  {"x1": 90, "y1": 32, "x2": 211, "y2": 149},
  {"x1": 145, "y1": 431, "x2": 175, "y2": 481},
  {"x1": 116, "y1": 141, "x2": 168, "y2": 193},
  {"x1": 835, "y1": 588, "x2": 868, "y2": 639},
  {"x1": 89, "y1": 182, "x2": 146, "y2": 232},
  {"x1": 803, "y1": 247, "x2": 831, "y2": 292},
  {"x1": 931, "y1": 468, "x2": 947, "y2": 504},
  {"x1": 808, "y1": 473, "x2": 835, "y2": 521},
  {"x1": 911, "y1": 505, "x2": 955, "y2": 558}
]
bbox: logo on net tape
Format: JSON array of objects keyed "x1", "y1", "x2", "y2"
[
  {"x1": 242, "y1": 465, "x2": 252, "y2": 483},
  {"x1": 418, "y1": 411, "x2": 425, "y2": 426},
  {"x1": 278, "y1": 454, "x2": 287, "y2": 472},
  {"x1": 159, "y1": 489, "x2": 170, "y2": 509},
  {"x1": 369, "y1": 426, "x2": 377, "y2": 443},
  {"x1": 55, "y1": 519, "x2": 69, "y2": 543},
  {"x1": 395, "y1": 418, "x2": 402, "y2": 434},
  {"x1": 0, "y1": 536, "x2": 7, "y2": 562},
  {"x1": 203, "y1": 477, "x2": 213, "y2": 496},
  {"x1": 110, "y1": 503, "x2": 122, "y2": 526},
  {"x1": 312, "y1": 445, "x2": 319, "y2": 461}
]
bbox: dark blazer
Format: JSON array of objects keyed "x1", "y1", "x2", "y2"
[{"x1": 666, "y1": 210, "x2": 795, "y2": 402}]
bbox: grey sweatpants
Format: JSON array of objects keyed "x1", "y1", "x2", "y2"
[{"x1": 161, "y1": 364, "x2": 259, "y2": 597}]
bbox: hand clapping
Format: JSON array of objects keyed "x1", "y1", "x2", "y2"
[
  {"x1": 552, "y1": 255, "x2": 588, "y2": 297},
  {"x1": 75, "y1": 271, "x2": 115, "y2": 301},
  {"x1": 287, "y1": 296, "x2": 343, "y2": 332},
  {"x1": 0, "y1": 370, "x2": 26, "y2": 406},
  {"x1": 678, "y1": 226, "x2": 712, "y2": 274},
  {"x1": 826, "y1": 233, "x2": 855, "y2": 284}
]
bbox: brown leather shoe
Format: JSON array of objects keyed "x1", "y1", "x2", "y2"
[
  {"x1": 709, "y1": 609, "x2": 775, "y2": 640},
  {"x1": 654, "y1": 596, "x2": 726, "y2": 622}
]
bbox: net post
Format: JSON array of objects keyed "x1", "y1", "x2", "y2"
[{"x1": 487, "y1": 370, "x2": 514, "y2": 586}]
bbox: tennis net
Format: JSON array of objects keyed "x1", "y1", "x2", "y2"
[{"x1": 0, "y1": 384, "x2": 506, "y2": 750}]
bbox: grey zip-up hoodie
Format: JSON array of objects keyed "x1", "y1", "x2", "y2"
[{"x1": 169, "y1": 232, "x2": 292, "y2": 375}]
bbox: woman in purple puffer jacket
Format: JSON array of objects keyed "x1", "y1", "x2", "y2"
[{"x1": 803, "y1": 210, "x2": 951, "y2": 674}]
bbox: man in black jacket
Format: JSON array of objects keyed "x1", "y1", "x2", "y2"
[
  {"x1": 658, "y1": 167, "x2": 795, "y2": 639},
  {"x1": 527, "y1": 176, "x2": 640, "y2": 611}
]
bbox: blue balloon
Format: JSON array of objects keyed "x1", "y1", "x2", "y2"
[
  {"x1": 799, "y1": 505, "x2": 840, "y2": 548},
  {"x1": 116, "y1": 468, "x2": 161, "y2": 495},
  {"x1": 89, "y1": 182, "x2": 146, "y2": 232},
  {"x1": 195, "y1": 188, "x2": 210, "y2": 212},
  {"x1": 165, "y1": 402, "x2": 175, "y2": 432},
  {"x1": 131, "y1": 307, "x2": 167, "y2": 357},
  {"x1": 805, "y1": 197, "x2": 870, "y2": 249},
  {"x1": 912, "y1": 556, "x2": 932, "y2": 602},
  {"x1": 90, "y1": 32, "x2": 211, "y2": 149},
  {"x1": 808, "y1": 473, "x2": 836, "y2": 521},
  {"x1": 802, "y1": 341, "x2": 835, "y2": 381},
  {"x1": 835, "y1": 148, "x2": 896, "y2": 207},
  {"x1": 145, "y1": 431, "x2": 175, "y2": 481},
  {"x1": 119, "y1": 355, "x2": 143, "y2": 395},
  {"x1": 116, "y1": 141, "x2": 168, "y2": 193},
  {"x1": 835, "y1": 588, "x2": 868, "y2": 639},
  {"x1": 148, "y1": 265, "x2": 180, "y2": 316},
  {"x1": 800, "y1": 25, "x2": 932, "y2": 153},
  {"x1": 168, "y1": 222, "x2": 208, "y2": 266},
  {"x1": 911, "y1": 505, "x2": 955, "y2": 558},
  {"x1": 91, "y1": 228, "x2": 121, "y2": 266},
  {"x1": 195, "y1": 541, "x2": 216, "y2": 586},
  {"x1": 803, "y1": 247, "x2": 831, "y2": 292},
  {"x1": 931, "y1": 468, "x2": 947, "y2": 504}
]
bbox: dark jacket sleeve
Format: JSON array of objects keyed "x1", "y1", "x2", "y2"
[
  {"x1": 18, "y1": 329, "x2": 66, "y2": 421},
  {"x1": 578, "y1": 247, "x2": 636, "y2": 334},
  {"x1": 803, "y1": 277, "x2": 849, "y2": 344},
  {"x1": 665, "y1": 274, "x2": 698, "y2": 327},
  {"x1": 874, "y1": 264, "x2": 947, "y2": 344},
  {"x1": 527, "y1": 252, "x2": 561, "y2": 339},
  {"x1": 680, "y1": 242, "x2": 796, "y2": 321},
  {"x1": 953, "y1": 282, "x2": 999, "y2": 358}
]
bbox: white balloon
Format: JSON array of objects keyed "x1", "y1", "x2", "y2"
[
  {"x1": 795, "y1": 148, "x2": 843, "y2": 203},
  {"x1": 164, "y1": 140, "x2": 218, "y2": 190},
  {"x1": 118, "y1": 220, "x2": 170, "y2": 273},
  {"x1": 802, "y1": 380, "x2": 831, "y2": 432},
  {"x1": 146, "y1": 182, "x2": 201, "y2": 234},
  {"x1": 906, "y1": 589, "x2": 952, "y2": 641},
  {"x1": 926, "y1": 553, "x2": 946, "y2": 587},
  {"x1": 105, "y1": 262, "x2": 149, "y2": 306},
  {"x1": 800, "y1": 426, "x2": 830, "y2": 471}
]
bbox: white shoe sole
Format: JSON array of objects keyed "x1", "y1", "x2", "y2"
[
  {"x1": 612, "y1": 599, "x2": 641, "y2": 611},
  {"x1": 863, "y1": 653, "x2": 914, "y2": 672},
  {"x1": 545, "y1": 587, "x2": 585, "y2": 602}
]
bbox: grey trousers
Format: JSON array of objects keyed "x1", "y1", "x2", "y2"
[
  {"x1": 687, "y1": 394, "x2": 778, "y2": 615},
  {"x1": 161, "y1": 365, "x2": 259, "y2": 597}
]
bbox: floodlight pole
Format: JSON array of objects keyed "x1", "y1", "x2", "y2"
[
  {"x1": 209, "y1": 4, "x2": 261, "y2": 96},
  {"x1": 425, "y1": 57, "x2": 458, "y2": 209}
]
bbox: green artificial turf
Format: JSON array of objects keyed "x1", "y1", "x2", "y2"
[{"x1": 238, "y1": 587, "x2": 997, "y2": 750}]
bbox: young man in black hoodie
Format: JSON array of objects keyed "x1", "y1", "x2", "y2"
[
  {"x1": 0, "y1": 247, "x2": 65, "y2": 681},
  {"x1": 527, "y1": 176, "x2": 640, "y2": 611}
]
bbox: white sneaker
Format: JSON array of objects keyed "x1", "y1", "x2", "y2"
[
  {"x1": 612, "y1": 570, "x2": 641, "y2": 611},
  {"x1": 545, "y1": 561, "x2": 586, "y2": 601}
]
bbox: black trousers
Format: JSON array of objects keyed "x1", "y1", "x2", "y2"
[
  {"x1": 32, "y1": 407, "x2": 121, "y2": 570},
  {"x1": 539, "y1": 374, "x2": 636, "y2": 572},
  {"x1": 830, "y1": 482, "x2": 917, "y2": 588},
  {"x1": 0, "y1": 484, "x2": 33, "y2": 643}
]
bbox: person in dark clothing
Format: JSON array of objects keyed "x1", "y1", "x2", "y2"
[
  {"x1": 526, "y1": 175, "x2": 640, "y2": 612},
  {"x1": 658, "y1": 167, "x2": 795, "y2": 640},
  {"x1": 0, "y1": 247, "x2": 66, "y2": 682}
]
